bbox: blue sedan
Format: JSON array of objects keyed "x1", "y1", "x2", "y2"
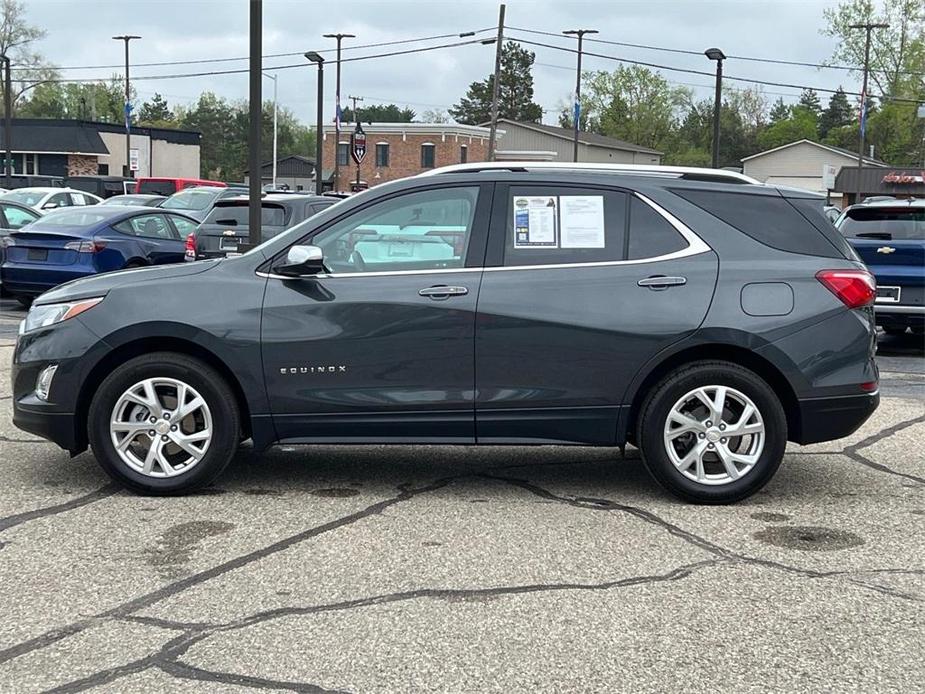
[{"x1": 1, "y1": 206, "x2": 200, "y2": 306}]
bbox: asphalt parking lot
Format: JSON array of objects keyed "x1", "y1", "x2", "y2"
[{"x1": 0, "y1": 297, "x2": 922, "y2": 693}]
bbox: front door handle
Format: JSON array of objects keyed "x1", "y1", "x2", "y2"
[
  {"x1": 418, "y1": 285, "x2": 469, "y2": 300},
  {"x1": 637, "y1": 275, "x2": 687, "y2": 290}
]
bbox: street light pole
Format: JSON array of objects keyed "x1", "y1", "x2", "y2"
[
  {"x1": 305, "y1": 52, "x2": 325, "y2": 195},
  {"x1": 563, "y1": 28, "x2": 598, "y2": 163},
  {"x1": 704, "y1": 47, "x2": 725, "y2": 169},
  {"x1": 112, "y1": 35, "x2": 141, "y2": 178},
  {"x1": 849, "y1": 22, "x2": 889, "y2": 204},
  {"x1": 262, "y1": 71, "x2": 278, "y2": 189},
  {"x1": 323, "y1": 32, "x2": 355, "y2": 192},
  {"x1": 247, "y1": 0, "x2": 262, "y2": 249},
  {"x1": 0, "y1": 55, "x2": 11, "y2": 189},
  {"x1": 487, "y1": 3, "x2": 505, "y2": 161}
]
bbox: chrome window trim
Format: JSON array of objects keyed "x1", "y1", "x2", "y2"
[{"x1": 258, "y1": 191, "x2": 712, "y2": 281}]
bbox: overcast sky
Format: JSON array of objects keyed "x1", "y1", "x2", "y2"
[{"x1": 31, "y1": 0, "x2": 858, "y2": 126}]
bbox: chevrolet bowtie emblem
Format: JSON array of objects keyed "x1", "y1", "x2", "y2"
[
  {"x1": 223, "y1": 230, "x2": 236, "y2": 236},
  {"x1": 876, "y1": 246, "x2": 896, "y2": 254}
]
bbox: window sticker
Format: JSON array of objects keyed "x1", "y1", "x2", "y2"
[
  {"x1": 560, "y1": 195, "x2": 605, "y2": 249},
  {"x1": 513, "y1": 196, "x2": 558, "y2": 248}
]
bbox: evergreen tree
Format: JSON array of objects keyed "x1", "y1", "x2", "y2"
[
  {"x1": 798, "y1": 89, "x2": 823, "y2": 118},
  {"x1": 138, "y1": 93, "x2": 173, "y2": 124},
  {"x1": 818, "y1": 87, "x2": 853, "y2": 139},
  {"x1": 769, "y1": 97, "x2": 792, "y2": 123},
  {"x1": 449, "y1": 41, "x2": 543, "y2": 125}
]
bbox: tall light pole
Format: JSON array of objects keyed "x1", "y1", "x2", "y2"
[
  {"x1": 305, "y1": 52, "x2": 324, "y2": 195},
  {"x1": 262, "y1": 71, "x2": 278, "y2": 189},
  {"x1": 849, "y1": 22, "x2": 889, "y2": 204},
  {"x1": 323, "y1": 32, "x2": 355, "y2": 192},
  {"x1": 487, "y1": 4, "x2": 505, "y2": 161},
  {"x1": 112, "y1": 35, "x2": 141, "y2": 177},
  {"x1": 247, "y1": 0, "x2": 262, "y2": 249},
  {"x1": 563, "y1": 28, "x2": 597, "y2": 163},
  {"x1": 0, "y1": 54, "x2": 11, "y2": 189},
  {"x1": 705, "y1": 47, "x2": 725, "y2": 169}
]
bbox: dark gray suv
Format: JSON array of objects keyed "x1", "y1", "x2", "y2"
[{"x1": 11, "y1": 164, "x2": 879, "y2": 503}]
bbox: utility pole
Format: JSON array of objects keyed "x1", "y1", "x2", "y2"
[
  {"x1": 1, "y1": 55, "x2": 11, "y2": 189},
  {"x1": 487, "y1": 3, "x2": 505, "y2": 161},
  {"x1": 247, "y1": 0, "x2": 262, "y2": 249},
  {"x1": 305, "y1": 52, "x2": 325, "y2": 195},
  {"x1": 323, "y1": 33, "x2": 355, "y2": 192},
  {"x1": 704, "y1": 47, "x2": 726, "y2": 168},
  {"x1": 262, "y1": 71, "x2": 278, "y2": 189},
  {"x1": 112, "y1": 35, "x2": 141, "y2": 177},
  {"x1": 563, "y1": 28, "x2": 598, "y2": 163},
  {"x1": 849, "y1": 21, "x2": 888, "y2": 204},
  {"x1": 348, "y1": 95, "x2": 364, "y2": 121}
]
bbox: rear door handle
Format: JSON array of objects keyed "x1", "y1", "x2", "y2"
[
  {"x1": 418, "y1": 285, "x2": 469, "y2": 300},
  {"x1": 637, "y1": 275, "x2": 687, "y2": 290}
]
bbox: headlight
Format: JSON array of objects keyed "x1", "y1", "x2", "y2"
[{"x1": 21, "y1": 297, "x2": 104, "y2": 333}]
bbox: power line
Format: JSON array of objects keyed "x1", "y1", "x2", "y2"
[
  {"x1": 510, "y1": 35, "x2": 923, "y2": 105},
  {"x1": 46, "y1": 28, "x2": 496, "y2": 71}
]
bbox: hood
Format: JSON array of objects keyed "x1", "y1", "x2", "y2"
[{"x1": 35, "y1": 260, "x2": 221, "y2": 305}]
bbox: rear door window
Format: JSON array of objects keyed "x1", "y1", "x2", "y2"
[
  {"x1": 627, "y1": 197, "x2": 688, "y2": 260},
  {"x1": 838, "y1": 207, "x2": 925, "y2": 241},
  {"x1": 167, "y1": 215, "x2": 198, "y2": 237},
  {"x1": 501, "y1": 187, "x2": 627, "y2": 266},
  {"x1": 115, "y1": 214, "x2": 179, "y2": 240},
  {"x1": 673, "y1": 188, "x2": 842, "y2": 257}
]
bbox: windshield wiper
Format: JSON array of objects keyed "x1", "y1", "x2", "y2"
[{"x1": 853, "y1": 232, "x2": 892, "y2": 240}]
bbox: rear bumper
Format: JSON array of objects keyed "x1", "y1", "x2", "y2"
[
  {"x1": 2, "y1": 267, "x2": 95, "y2": 296},
  {"x1": 875, "y1": 305, "x2": 924, "y2": 328},
  {"x1": 792, "y1": 391, "x2": 880, "y2": 445}
]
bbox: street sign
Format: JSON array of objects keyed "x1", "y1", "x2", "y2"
[
  {"x1": 822, "y1": 163, "x2": 837, "y2": 190},
  {"x1": 350, "y1": 123, "x2": 367, "y2": 165},
  {"x1": 129, "y1": 148, "x2": 139, "y2": 172}
]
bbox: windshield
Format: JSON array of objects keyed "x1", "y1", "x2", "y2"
[
  {"x1": 2, "y1": 189, "x2": 47, "y2": 206},
  {"x1": 161, "y1": 189, "x2": 219, "y2": 211},
  {"x1": 839, "y1": 207, "x2": 925, "y2": 241},
  {"x1": 204, "y1": 204, "x2": 287, "y2": 227}
]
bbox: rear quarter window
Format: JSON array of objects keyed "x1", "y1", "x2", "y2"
[{"x1": 673, "y1": 188, "x2": 843, "y2": 258}]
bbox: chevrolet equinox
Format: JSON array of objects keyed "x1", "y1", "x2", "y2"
[{"x1": 11, "y1": 164, "x2": 880, "y2": 503}]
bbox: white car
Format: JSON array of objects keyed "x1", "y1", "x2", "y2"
[{"x1": 0, "y1": 187, "x2": 102, "y2": 212}]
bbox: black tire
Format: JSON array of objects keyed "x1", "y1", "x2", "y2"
[
  {"x1": 88, "y1": 352, "x2": 240, "y2": 495},
  {"x1": 636, "y1": 360, "x2": 787, "y2": 504},
  {"x1": 882, "y1": 326, "x2": 907, "y2": 336},
  {"x1": 15, "y1": 295, "x2": 33, "y2": 309}
]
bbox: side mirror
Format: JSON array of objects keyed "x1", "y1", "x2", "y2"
[
  {"x1": 273, "y1": 245, "x2": 325, "y2": 277},
  {"x1": 42, "y1": 202, "x2": 58, "y2": 210}
]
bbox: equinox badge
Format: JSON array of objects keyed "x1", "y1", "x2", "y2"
[{"x1": 280, "y1": 365, "x2": 347, "y2": 375}]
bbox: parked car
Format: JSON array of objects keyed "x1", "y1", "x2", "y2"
[
  {"x1": 11, "y1": 163, "x2": 878, "y2": 501},
  {"x1": 101, "y1": 194, "x2": 166, "y2": 207},
  {"x1": 158, "y1": 185, "x2": 248, "y2": 222},
  {"x1": 188, "y1": 193, "x2": 336, "y2": 260},
  {"x1": 0, "y1": 201, "x2": 43, "y2": 295},
  {"x1": 836, "y1": 198, "x2": 924, "y2": 336},
  {"x1": 824, "y1": 205, "x2": 841, "y2": 223},
  {"x1": 65, "y1": 175, "x2": 138, "y2": 199},
  {"x1": 135, "y1": 177, "x2": 227, "y2": 196},
  {"x1": 2, "y1": 206, "x2": 198, "y2": 307},
  {"x1": 1, "y1": 187, "x2": 102, "y2": 212},
  {"x1": 0, "y1": 174, "x2": 65, "y2": 190}
]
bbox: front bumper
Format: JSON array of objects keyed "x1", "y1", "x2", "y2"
[
  {"x1": 792, "y1": 391, "x2": 880, "y2": 445},
  {"x1": 12, "y1": 394, "x2": 80, "y2": 452}
]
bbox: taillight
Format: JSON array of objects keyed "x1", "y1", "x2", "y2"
[
  {"x1": 185, "y1": 233, "x2": 196, "y2": 253},
  {"x1": 64, "y1": 239, "x2": 106, "y2": 254},
  {"x1": 816, "y1": 269, "x2": 876, "y2": 308}
]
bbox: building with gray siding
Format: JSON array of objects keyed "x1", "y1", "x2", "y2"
[{"x1": 492, "y1": 119, "x2": 662, "y2": 164}]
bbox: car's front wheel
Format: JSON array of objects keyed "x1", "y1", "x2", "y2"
[
  {"x1": 88, "y1": 352, "x2": 240, "y2": 494},
  {"x1": 636, "y1": 361, "x2": 787, "y2": 504}
]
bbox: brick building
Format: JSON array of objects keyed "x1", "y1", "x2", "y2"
[{"x1": 321, "y1": 122, "x2": 495, "y2": 191}]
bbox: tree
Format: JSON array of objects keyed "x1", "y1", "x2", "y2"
[
  {"x1": 137, "y1": 93, "x2": 173, "y2": 125},
  {"x1": 0, "y1": 0, "x2": 58, "y2": 107},
  {"x1": 449, "y1": 41, "x2": 543, "y2": 124},
  {"x1": 822, "y1": 0, "x2": 925, "y2": 98},
  {"x1": 819, "y1": 87, "x2": 854, "y2": 138},
  {"x1": 342, "y1": 103, "x2": 415, "y2": 123},
  {"x1": 419, "y1": 108, "x2": 450, "y2": 123},
  {"x1": 19, "y1": 79, "x2": 125, "y2": 121},
  {"x1": 798, "y1": 89, "x2": 823, "y2": 119},
  {"x1": 757, "y1": 105, "x2": 820, "y2": 150},
  {"x1": 769, "y1": 97, "x2": 792, "y2": 123}
]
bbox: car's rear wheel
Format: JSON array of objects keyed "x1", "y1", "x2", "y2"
[
  {"x1": 637, "y1": 361, "x2": 786, "y2": 504},
  {"x1": 88, "y1": 352, "x2": 240, "y2": 495}
]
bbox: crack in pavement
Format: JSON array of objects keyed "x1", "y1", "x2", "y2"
[
  {"x1": 50, "y1": 559, "x2": 723, "y2": 693},
  {"x1": 843, "y1": 414, "x2": 925, "y2": 485},
  {"x1": 0, "y1": 483, "x2": 120, "y2": 533},
  {"x1": 0, "y1": 477, "x2": 458, "y2": 668},
  {"x1": 0, "y1": 434, "x2": 49, "y2": 444}
]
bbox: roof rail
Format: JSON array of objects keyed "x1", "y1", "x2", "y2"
[{"x1": 419, "y1": 161, "x2": 760, "y2": 185}]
